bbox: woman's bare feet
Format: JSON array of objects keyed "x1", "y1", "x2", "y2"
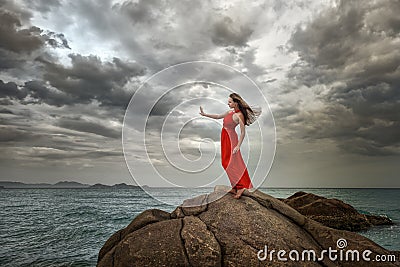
[
  {"x1": 233, "y1": 188, "x2": 245, "y2": 199},
  {"x1": 227, "y1": 188, "x2": 237, "y2": 194}
]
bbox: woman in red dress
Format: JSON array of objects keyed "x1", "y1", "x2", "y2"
[{"x1": 199, "y1": 93, "x2": 261, "y2": 199}]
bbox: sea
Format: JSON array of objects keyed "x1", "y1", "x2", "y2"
[{"x1": 0, "y1": 187, "x2": 399, "y2": 266}]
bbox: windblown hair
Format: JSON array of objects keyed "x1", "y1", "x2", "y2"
[{"x1": 229, "y1": 93, "x2": 262, "y2": 126}]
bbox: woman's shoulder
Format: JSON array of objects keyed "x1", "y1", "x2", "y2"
[
  {"x1": 233, "y1": 110, "x2": 243, "y2": 116},
  {"x1": 233, "y1": 111, "x2": 245, "y2": 122}
]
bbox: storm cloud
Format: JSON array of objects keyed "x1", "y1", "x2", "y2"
[
  {"x1": 37, "y1": 54, "x2": 146, "y2": 107},
  {"x1": 285, "y1": 0, "x2": 400, "y2": 156}
]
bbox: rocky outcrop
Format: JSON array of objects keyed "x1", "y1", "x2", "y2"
[
  {"x1": 280, "y1": 191, "x2": 393, "y2": 231},
  {"x1": 97, "y1": 186, "x2": 400, "y2": 267}
]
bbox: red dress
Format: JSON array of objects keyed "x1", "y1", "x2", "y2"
[{"x1": 221, "y1": 109, "x2": 253, "y2": 190}]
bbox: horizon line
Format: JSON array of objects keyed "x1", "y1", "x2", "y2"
[{"x1": 1, "y1": 180, "x2": 399, "y2": 189}]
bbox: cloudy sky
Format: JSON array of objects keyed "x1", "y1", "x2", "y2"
[{"x1": 0, "y1": 0, "x2": 399, "y2": 188}]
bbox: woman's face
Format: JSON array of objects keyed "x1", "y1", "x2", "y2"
[{"x1": 227, "y1": 97, "x2": 236, "y2": 108}]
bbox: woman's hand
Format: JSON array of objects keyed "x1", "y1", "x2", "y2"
[
  {"x1": 199, "y1": 106, "x2": 205, "y2": 116},
  {"x1": 233, "y1": 146, "x2": 240, "y2": 154}
]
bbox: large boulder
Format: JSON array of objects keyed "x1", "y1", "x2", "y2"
[
  {"x1": 97, "y1": 186, "x2": 400, "y2": 266},
  {"x1": 280, "y1": 191, "x2": 393, "y2": 231}
]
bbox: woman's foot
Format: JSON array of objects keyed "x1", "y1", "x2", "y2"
[
  {"x1": 233, "y1": 188, "x2": 245, "y2": 199},
  {"x1": 227, "y1": 188, "x2": 237, "y2": 194}
]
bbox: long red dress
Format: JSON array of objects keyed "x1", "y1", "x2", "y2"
[{"x1": 221, "y1": 109, "x2": 253, "y2": 190}]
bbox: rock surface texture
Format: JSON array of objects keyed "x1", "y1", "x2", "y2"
[{"x1": 97, "y1": 186, "x2": 400, "y2": 267}]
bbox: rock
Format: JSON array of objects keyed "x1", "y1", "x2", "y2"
[
  {"x1": 181, "y1": 216, "x2": 221, "y2": 266},
  {"x1": 97, "y1": 209, "x2": 171, "y2": 265},
  {"x1": 366, "y1": 214, "x2": 393, "y2": 225},
  {"x1": 281, "y1": 191, "x2": 394, "y2": 231},
  {"x1": 97, "y1": 186, "x2": 400, "y2": 267}
]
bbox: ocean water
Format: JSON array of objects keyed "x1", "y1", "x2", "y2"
[{"x1": 0, "y1": 188, "x2": 399, "y2": 266}]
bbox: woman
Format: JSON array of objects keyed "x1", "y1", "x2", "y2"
[{"x1": 199, "y1": 93, "x2": 261, "y2": 199}]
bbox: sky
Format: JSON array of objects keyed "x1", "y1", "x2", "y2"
[{"x1": 0, "y1": 0, "x2": 399, "y2": 188}]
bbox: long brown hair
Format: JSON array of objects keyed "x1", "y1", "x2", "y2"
[{"x1": 229, "y1": 93, "x2": 261, "y2": 126}]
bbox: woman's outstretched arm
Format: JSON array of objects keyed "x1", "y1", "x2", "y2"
[{"x1": 199, "y1": 106, "x2": 229, "y2": 119}]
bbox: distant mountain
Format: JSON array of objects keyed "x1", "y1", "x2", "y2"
[
  {"x1": 0, "y1": 181, "x2": 146, "y2": 189},
  {"x1": 113, "y1": 183, "x2": 142, "y2": 189},
  {"x1": 89, "y1": 183, "x2": 142, "y2": 189},
  {"x1": 89, "y1": 183, "x2": 110, "y2": 189}
]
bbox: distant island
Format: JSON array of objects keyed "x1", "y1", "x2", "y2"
[
  {"x1": 89, "y1": 183, "x2": 148, "y2": 189},
  {"x1": 0, "y1": 181, "x2": 149, "y2": 189}
]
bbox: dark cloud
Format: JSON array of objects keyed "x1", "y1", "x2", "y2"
[
  {"x1": 1, "y1": 52, "x2": 145, "y2": 109},
  {"x1": 0, "y1": 98, "x2": 13, "y2": 105},
  {"x1": 286, "y1": 0, "x2": 400, "y2": 156},
  {"x1": 36, "y1": 54, "x2": 146, "y2": 107},
  {"x1": 0, "y1": 118, "x2": 122, "y2": 161},
  {"x1": 211, "y1": 16, "x2": 253, "y2": 47},
  {"x1": 85, "y1": 150, "x2": 122, "y2": 158},
  {"x1": 0, "y1": 6, "x2": 69, "y2": 74},
  {"x1": 273, "y1": 104, "x2": 300, "y2": 119},
  {"x1": 26, "y1": 149, "x2": 122, "y2": 160},
  {"x1": 115, "y1": 0, "x2": 163, "y2": 24},
  {"x1": 0, "y1": 80, "x2": 28, "y2": 99},
  {"x1": 0, "y1": 0, "x2": 32, "y2": 21},
  {"x1": 0, "y1": 126, "x2": 33, "y2": 142},
  {"x1": 23, "y1": 80, "x2": 75, "y2": 107},
  {"x1": 148, "y1": 91, "x2": 180, "y2": 117},
  {"x1": 0, "y1": 10, "x2": 43, "y2": 53},
  {"x1": 54, "y1": 115, "x2": 121, "y2": 139},
  {"x1": 0, "y1": 48, "x2": 25, "y2": 69},
  {"x1": 42, "y1": 31, "x2": 71, "y2": 49},
  {"x1": 0, "y1": 107, "x2": 13, "y2": 114}
]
